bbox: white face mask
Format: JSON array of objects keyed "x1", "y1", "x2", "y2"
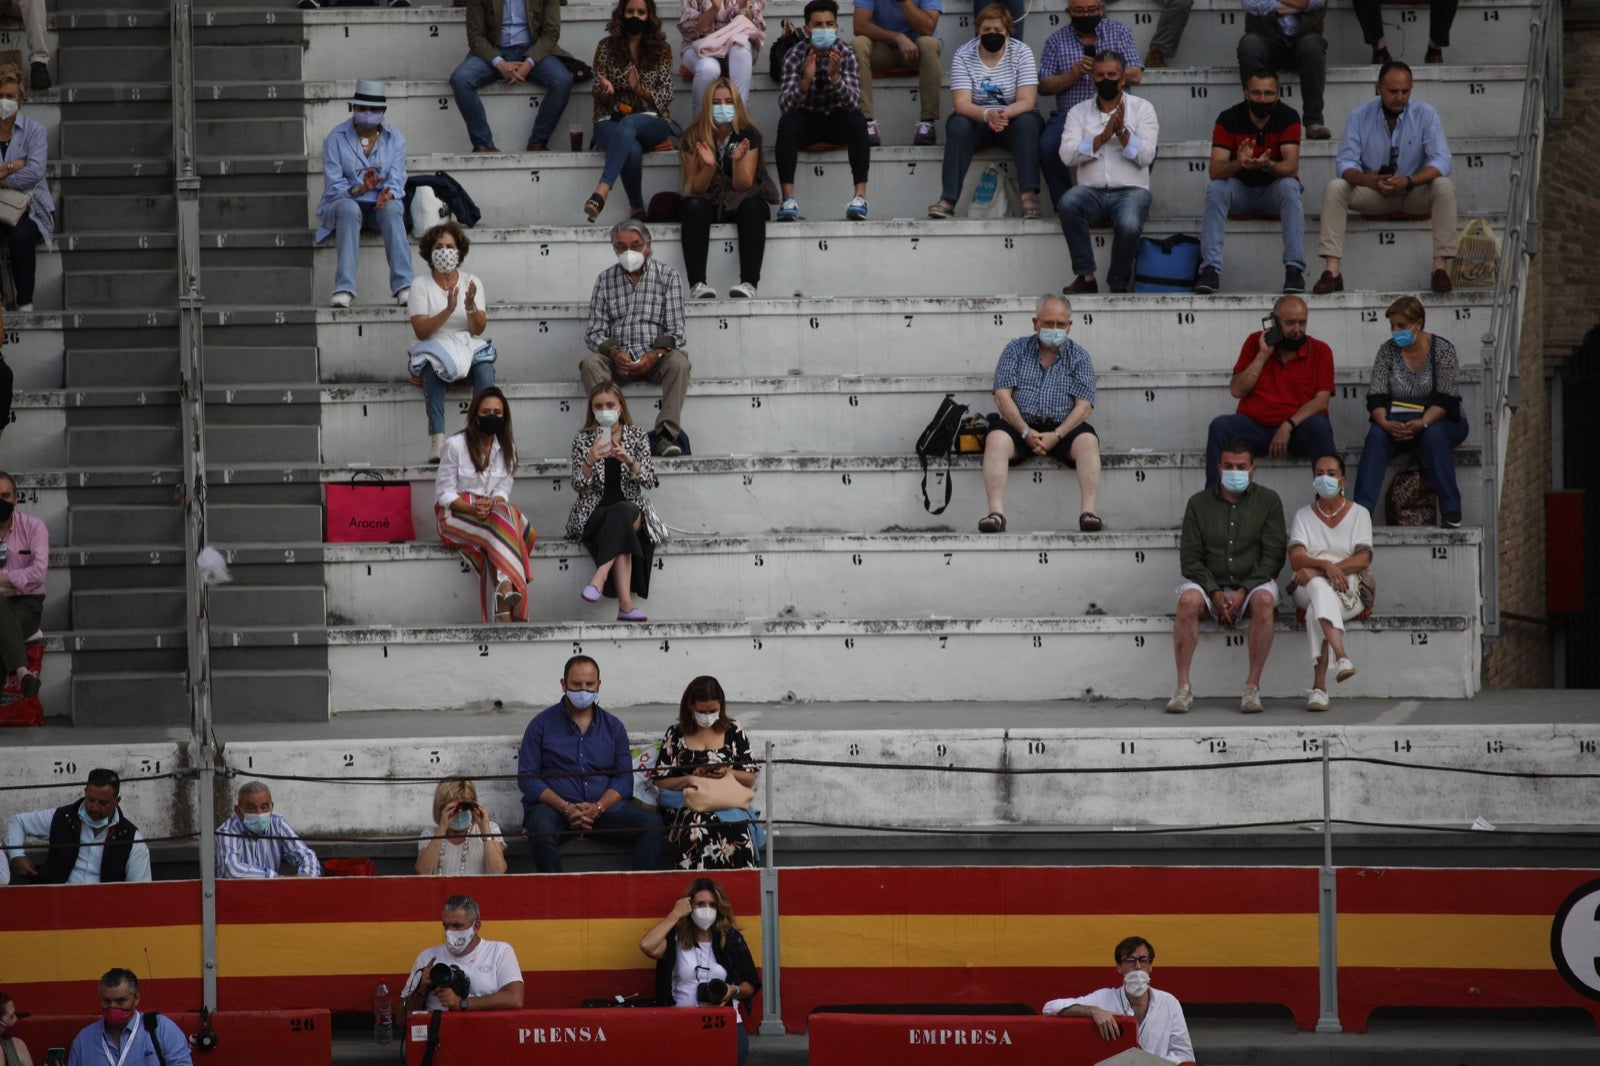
[
  {"x1": 444, "y1": 927, "x2": 476, "y2": 955},
  {"x1": 431, "y1": 247, "x2": 460, "y2": 273},
  {"x1": 1123, "y1": 969, "x2": 1151, "y2": 997},
  {"x1": 693, "y1": 711, "x2": 720, "y2": 728},
  {"x1": 0, "y1": 99, "x2": 18, "y2": 121},
  {"x1": 691, "y1": 906, "x2": 718, "y2": 931},
  {"x1": 594, "y1": 408, "x2": 621, "y2": 427},
  {"x1": 617, "y1": 249, "x2": 646, "y2": 273}
]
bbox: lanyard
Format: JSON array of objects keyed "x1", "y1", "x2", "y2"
[{"x1": 101, "y1": 1021, "x2": 141, "y2": 1066}]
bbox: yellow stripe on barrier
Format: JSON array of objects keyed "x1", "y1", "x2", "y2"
[
  {"x1": 781, "y1": 914, "x2": 1320, "y2": 968},
  {"x1": 1337, "y1": 914, "x2": 1552, "y2": 969},
  {"x1": 3, "y1": 926, "x2": 204, "y2": 983}
]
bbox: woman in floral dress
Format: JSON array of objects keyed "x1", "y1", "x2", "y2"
[{"x1": 652, "y1": 676, "x2": 760, "y2": 869}]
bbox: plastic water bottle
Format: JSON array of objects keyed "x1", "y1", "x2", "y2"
[{"x1": 373, "y1": 982, "x2": 394, "y2": 1046}]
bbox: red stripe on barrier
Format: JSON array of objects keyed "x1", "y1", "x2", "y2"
[
  {"x1": 16, "y1": 1011, "x2": 332, "y2": 1066},
  {"x1": 1338, "y1": 969, "x2": 1600, "y2": 1034},
  {"x1": 398, "y1": 1007, "x2": 738, "y2": 1065},
  {"x1": 4, "y1": 981, "x2": 204, "y2": 1020},
  {"x1": 779, "y1": 866, "x2": 1318, "y2": 915},
  {"x1": 1336, "y1": 867, "x2": 1597, "y2": 914},
  {"x1": 808, "y1": 1012, "x2": 1138, "y2": 1065},
  {"x1": 0, "y1": 881, "x2": 197, "y2": 931}
]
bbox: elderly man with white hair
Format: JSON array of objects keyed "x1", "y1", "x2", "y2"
[{"x1": 215, "y1": 780, "x2": 322, "y2": 879}]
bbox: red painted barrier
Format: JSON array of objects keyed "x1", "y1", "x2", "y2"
[
  {"x1": 19, "y1": 1011, "x2": 332, "y2": 1066},
  {"x1": 809, "y1": 1013, "x2": 1136, "y2": 1065},
  {"x1": 399, "y1": 1007, "x2": 737, "y2": 1064}
]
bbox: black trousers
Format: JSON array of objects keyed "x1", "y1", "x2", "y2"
[
  {"x1": 1, "y1": 212, "x2": 41, "y2": 305},
  {"x1": 679, "y1": 195, "x2": 770, "y2": 287},
  {"x1": 776, "y1": 108, "x2": 871, "y2": 186},
  {"x1": 1351, "y1": 0, "x2": 1458, "y2": 45}
]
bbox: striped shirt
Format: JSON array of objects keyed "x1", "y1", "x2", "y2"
[
  {"x1": 1039, "y1": 19, "x2": 1142, "y2": 115},
  {"x1": 993, "y1": 334, "x2": 1097, "y2": 421},
  {"x1": 216, "y1": 812, "x2": 322, "y2": 879},
  {"x1": 950, "y1": 37, "x2": 1038, "y2": 108}
]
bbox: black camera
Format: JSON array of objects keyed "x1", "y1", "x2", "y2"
[
  {"x1": 44, "y1": 1050, "x2": 65, "y2": 1066},
  {"x1": 429, "y1": 963, "x2": 472, "y2": 999},
  {"x1": 696, "y1": 979, "x2": 730, "y2": 1005}
]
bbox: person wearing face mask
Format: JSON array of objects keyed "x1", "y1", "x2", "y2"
[
  {"x1": 567, "y1": 383, "x2": 659, "y2": 620},
  {"x1": 65, "y1": 970, "x2": 191, "y2": 1066},
  {"x1": 1352, "y1": 295, "x2": 1467, "y2": 528},
  {"x1": 1236, "y1": 0, "x2": 1330, "y2": 141},
  {"x1": 582, "y1": 220, "x2": 693, "y2": 457},
  {"x1": 1287, "y1": 454, "x2": 1373, "y2": 711},
  {"x1": 313, "y1": 80, "x2": 413, "y2": 309},
  {"x1": 400, "y1": 897, "x2": 525, "y2": 1015},
  {"x1": 1169, "y1": 442, "x2": 1286, "y2": 714},
  {"x1": 585, "y1": 0, "x2": 677, "y2": 223},
  {"x1": 408, "y1": 221, "x2": 495, "y2": 463},
  {"x1": 775, "y1": 0, "x2": 873, "y2": 223},
  {"x1": 1057, "y1": 51, "x2": 1158, "y2": 295},
  {"x1": 1203, "y1": 294, "x2": 1336, "y2": 487},
  {"x1": 978, "y1": 295, "x2": 1102, "y2": 534},
  {"x1": 1313, "y1": 62, "x2": 1456, "y2": 296},
  {"x1": 678, "y1": 79, "x2": 779, "y2": 300},
  {"x1": 0, "y1": 471, "x2": 44, "y2": 699},
  {"x1": 1196, "y1": 70, "x2": 1305, "y2": 296},
  {"x1": 652, "y1": 676, "x2": 761, "y2": 869},
  {"x1": 0, "y1": 992, "x2": 34, "y2": 1066},
  {"x1": 641, "y1": 879, "x2": 761, "y2": 1065},
  {"x1": 518, "y1": 656, "x2": 663, "y2": 872},
  {"x1": 1042, "y1": 937, "x2": 1193, "y2": 1064},
  {"x1": 213, "y1": 781, "x2": 321, "y2": 880},
  {"x1": 435, "y1": 387, "x2": 536, "y2": 623},
  {"x1": 0, "y1": 65, "x2": 55, "y2": 314},
  {"x1": 416, "y1": 778, "x2": 507, "y2": 876},
  {"x1": 5, "y1": 769, "x2": 151, "y2": 884},
  {"x1": 927, "y1": 5, "x2": 1043, "y2": 220},
  {"x1": 1037, "y1": 0, "x2": 1143, "y2": 211}
]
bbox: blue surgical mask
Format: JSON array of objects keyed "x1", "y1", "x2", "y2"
[
  {"x1": 566, "y1": 689, "x2": 598, "y2": 711},
  {"x1": 1038, "y1": 327, "x2": 1068, "y2": 349},
  {"x1": 711, "y1": 104, "x2": 736, "y2": 125},
  {"x1": 594, "y1": 408, "x2": 620, "y2": 427},
  {"x1": 450, "y1": 811, "x2": 473, "y2": 832},
  {"x1": 81, "y1": 805, "x2": 111, "y2": 830},
  {"x1": 242, "y1": 813, "x2": 272, "y2": 835},
  {"x1": 352, "y1": 110, "x2": 384, "y2": 128},
  {"x1": 1391, "y1": 329, "x2": 1416, "y2": 348},
  {"x1": 1220, "y1": 469, "x2": 1251, "y2": 494},
  {"x1": 1313, "y1": 475, "x2": 1341, "y2": 499},
  {"x1": 810, "y1": 28, "x2": 837, "y2": 49}
]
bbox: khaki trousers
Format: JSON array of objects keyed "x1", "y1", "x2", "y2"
[
  {"x1": 1317, "y1": 176, "x2": 1457, "y2": 261},
  {"x1": 851, "y1": 36, "x2": 942, "y2": 122},
  {"x1": 579, "y1": 349, "x2": 692, "y2": 438}
]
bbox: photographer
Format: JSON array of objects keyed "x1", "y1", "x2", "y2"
[
  {"x1": 640, "y1": 879, "x2": 760, "y2": 1066},
  {"x1": 400, "y1": 896, "x2": 525, "y2": 1013}
]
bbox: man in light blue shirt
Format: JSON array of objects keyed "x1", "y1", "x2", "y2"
[
  {"x1": 5, "y1": 767, "x2": 152, "y2": 884},
  {"x1": 214, "y1": 781, "x2": 322, "y2": 879},
  {"x1": 451, "y1": 0, "x2": 576, "y2": 152},
  {"x1": 1312, "y1": 61, "x2": 1456, "y2": 295},
  {"x1": 66, "y1": 969, "x2": 192, "y2": 1066}
]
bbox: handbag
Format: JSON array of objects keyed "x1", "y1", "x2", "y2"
[
  {"x1": 1337, "y1": 570, "x2": 1378, "y2": 615},
  {"x1": 324, "y1": 471, "x2": 416, "y2": 543},
  {"x1": 1132, "y1": 233, "x2": 1202, "y2": 292},
  {"x1": 915, "y1": 394, "x2": 969, "y2": 515},
  {"x1": 1384, "y1": 462, "x2": 1437, "y2": 526},
  {"x1": 0, "y1": 188, "x2": 29, "y2": 228},
  {"x1": 1450, "y1": 217, "x2": 1500, "y2": 289},
  {"x1": 683, "y1": 771, "x2": 755, "y2": 812},
  {"x1": 966, "y1": 164, "x2": 1019, "y2": 219},
  {"x1": 641, "y1": 495, "x2": 669, "y2": 544}
]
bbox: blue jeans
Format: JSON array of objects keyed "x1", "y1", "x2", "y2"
[
  {"x1": 1204, "y1": 411, "x2": 1337, "y2": 486},
  {"x1": 940, "y1": 111, "x2": 1043, "y2": 203},
  {"x1": 421, "y1": 361, "x2": 496, "y2": 434},
  {"x1": 1057, "y1": 185, "x2": 1151, "y2": 291},
  {"x1": 1039, "y1": 111, "x2": 1075, "y2": 213},
  {"x1": 449, "y1": 49, "x2": 575, "y2": 150},
  {"x1": 1201, "y1": 177, "x2": 1304, "y2": 273},
  {"x1": 524, "y1": 800, "x2": 663, "y2": 873},
  {"x1": 331, "y1": 197, "x2": 413, "y2": 299},
  {"x1": 592, "y1": 114, "x2": 674, "y2": 209},
  {"x1": 1353, "y1": 411, "x2": 1469, "y2": 515}
]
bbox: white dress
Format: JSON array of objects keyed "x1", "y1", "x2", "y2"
[{"x1": 1287, "y1": 500, "x2": 1374, "y2": 661}]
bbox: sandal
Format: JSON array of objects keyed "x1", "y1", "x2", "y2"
[
  {"x1": 927, "y1": 199, "x2": 955, "y2": 219},
  {"x1": 496, "y1": 581, "x2": 523, "y2": 615},
  {"x1": 583, "y1": 192, "x2": 606, "y2": 223},
  {"x1": 1020, "y1": 192, "x2": 1040, "y2": 220},
  {"x1": 1425, "y1": 44, "x2": 1443, "y2": 63},
  {"x1": 1078, "y1": 512, "x2": 1103, "y2": 532},
  {"x1": 978, "y1": 512, "x2": 1007, "y2": 533}
]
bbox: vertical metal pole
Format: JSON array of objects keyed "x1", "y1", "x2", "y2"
[
  {"x1": 1315, "y1": 742, "x2": 1341, "y2": 1033},
  {"x1": 172, "y1": 0, "x2": 218, "y2": 1014},
  {"x1": 758, "y1": 741, "x2": 786, "y2": 1035}
]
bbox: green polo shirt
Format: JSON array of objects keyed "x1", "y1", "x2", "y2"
[{"x1": 1179, "y1": 481, "x2": 1288, "y2": 596}]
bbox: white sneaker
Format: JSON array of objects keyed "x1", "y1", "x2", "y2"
[
  {"x1": 17, "y1": 303, "x2": 32, "y2": 313},
  {"x1": 330, "y1": 291, "x2": 353, "y2": 308},
  {"x1": 1335, "y1": 657, "x2": 1357, "y2": 683},
  {"x1": 845, "y1": 195, "x2": 869, "y2": 221},
  {"x1": 394, "y1": 287, "x2": 411, "y2": 306},
  {"x1": 1240, "y1": 685, "x2": 1264, "y2": 714},
  {"x1": 1165, "y1": 684, "x2": 1193, "y2": 714},
  {"x1": 689, "y1": 282, "x2": 717, "y2": 299},
  {"x1": 729, "y1": 281, "x2": 757, "y2": 298},
  {"x1": 428, "y1": 432, "x2": 445, "y2": 463},
  {"x1": 1306, "y1": 688, "x2": 1330, "y2": 712}
]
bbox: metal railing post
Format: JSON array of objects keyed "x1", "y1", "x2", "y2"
[
  {"x1": 1315, "y1": 742, "x2": 1341, "y2": 1033},
  {"x1": 758, "y1": 741, "x2": 787, "y2": 1035}
]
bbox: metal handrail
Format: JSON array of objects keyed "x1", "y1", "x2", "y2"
[{"x1": 1478, "y1": 0, "x2": 1562, "y2": 642}]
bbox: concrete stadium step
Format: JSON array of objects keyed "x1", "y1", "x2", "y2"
[
  {"x1": 62, "y1": 425, "x2": 319, "y2": 467},
  {"x1": 62, "y1": 193, "x2": 307, "y2": 231},
  {"x1": 311, "y1": 217, "x2": 1471, "y2": 301},
  {"x1": 5, "y1": 322, "x2": 65, "y2": 389},
  {"x1": 67, "y1": 669, "x2": 332, "y2": 726},
  {"x1": 293, "y1": 0, "x2": 1535, "y2": 84},
  {"x1": 311, "y1": 292, "x2": 1498, "y2": 382},
  {"x1": 70, "y1": 585, "x2": 327, "y2": 630},
  {"x1": 313, "y1": 369, "x2": 1485, "y2": 465},
  {"x1": 195, "y1": 116, "x2": 305, "y2": 157},
  {"x1": 322, "y1": 528, "x2": 1482, "y2": 625},
  {"x1": 64, "y1": 348, "x2": 181, "y2": 388},
  {"x1": 380, "y1": 137, "x2": 1515, "y2": 224},
  {"x1": 59, "y1": 120, "x2": 172, "y2": 159},
  {"x1": 57, "y1": 44, "x2": 301, "y2": 85},
  {"x1": 292, "y1": 66, "x2": 1527, "y2": 155},
  {"x1": 204, "y1": 346, "x2": 321, "y2": 385},
  {"x1": 63, "y1": 268, "x2": 176, "y2": 310},
  {"x1": 313, "y1": 613, "x2": 1479, "y2": 708},
  {"x1": 69, "y1": 503, "x2": 323, "y2": 546}
]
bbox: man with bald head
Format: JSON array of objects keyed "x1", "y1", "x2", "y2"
[
  {"x1": 215, "y1": 780, "x2": 322, "y2": 879},
  {"x1": 1203, "y1": 294, "x2": 1335, "y2": 486}
]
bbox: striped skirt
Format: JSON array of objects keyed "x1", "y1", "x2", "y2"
[{"x1": 436, "y1": 495, "x2": 536, "y2": 622}]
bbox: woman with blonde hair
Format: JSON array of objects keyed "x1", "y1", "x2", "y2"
[
  {"x1": 567, "y1": 381, "x2": 658, "y2": 621},
  {"x1": 0, "y1": 64, "x2": 54, "y2": 312},
  {"x1": 416, "y1": 778, "x2": 507, "y2": 876},
  {"x1": 678, "y1": 78, "x2": 778, "y2": 300}
]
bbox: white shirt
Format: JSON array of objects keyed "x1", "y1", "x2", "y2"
[
  {"x1": 401, "y1": 938, "x2": 523, "y2": 1011},
  {"x1": 415, "y1": 820, "x2": 505, "y2": 876},
  {"x1": 1041, "y1": 986, "x2": 1194, "y2": 1063},
  {"x1": 434, "y1": 433, "x2": 515, "y2": 510},
  {"x1": 1288, "y1": 501, "x2": 1374, "y2": 565},
  {"x1": 407, "y1": 271, "x2": 486, "y2": 337},
  {"x1": 672, "y1": 939, "x2": 742, "y2": 1024},
  {"x1": 1061, "y1": 92, "x2": 1160, "y2": 189},
  {"x1": 4, "y1": 805, "x2": 153, "y2": 884}
]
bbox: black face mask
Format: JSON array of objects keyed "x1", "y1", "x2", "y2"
[
  {"x1": 622, "y1": 15, "x2": 649, "y2": 34},
  {"x1": 1071, "y1": 14, "x2": 1101, "y2": 34},
  {"x1": 1280, "y1": 333, "x2": 1307, "y2": 351},
  {"x1": 0, "y1": 500, "x2": 12, "y2": 524},
  {"x1": 477, "y1": 414, "x2": 505, "y2": 436},
  {"x1": 979, "y1": 31, "x2": 1007, "y2": 52},
  {"x1": 1247, "y1": 99, "x2": 1276, "y2": 118},
  {"x1": 1094, "y1": 78, "x2": 1120, "y2": 102}
]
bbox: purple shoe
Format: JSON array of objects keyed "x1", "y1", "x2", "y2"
[
  {"x1": 617, "y1": 607, "x2": 648, "y2": 622},
  {"x1": 581, "y1": 584, "x2": 602, "y2": 603}
]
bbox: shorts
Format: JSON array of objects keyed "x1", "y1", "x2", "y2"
[
  {"x1": 988, "y1": 413, "x2": 1098, "y2": 469},
  {"x1": 1174, "y1": 580, "x2": 1280, "y2": 630}
]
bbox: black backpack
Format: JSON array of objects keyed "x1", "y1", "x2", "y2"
[{"x1": 915, "y1": 395, "x2": 968, "y2": 515}]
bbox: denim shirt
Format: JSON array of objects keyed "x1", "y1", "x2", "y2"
[{"x1": 314, "y1": 118, "x2": 409, "y2": 242}]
